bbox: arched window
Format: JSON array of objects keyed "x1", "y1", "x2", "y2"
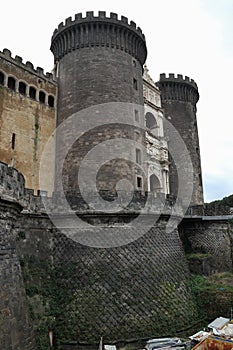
[
  {"x1": 48, "y1": 95, "x2": 54, "y2": 108},
  {"x1": 0, "y1": 71, "x2": 4, "y2": 85},
  {"x1": 29, "y1": 86, "x2": 36, "y2": 100},
  {"x1": 39, "y1": 91, "x2": 46, "y2": 104},
  {"x1": 145, "y1": 112, "x2": 157, "y2": 130},
  {"x1": 7, "y1": 77, "x2": 16, "y2": 91},
  {"x1": 150, "y1": 174, "x2": 161, "y2": 193},
  {"x1": 19, "y1": 81, "x2": 26, "y2": 95}
]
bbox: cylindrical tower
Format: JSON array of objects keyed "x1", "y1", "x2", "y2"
[
  {"x1": 157, "y1": 73, "x2": 204, "y2": 206},
  {"x1": 50, "y1": 11, "x2": 147, "y2": 198}
]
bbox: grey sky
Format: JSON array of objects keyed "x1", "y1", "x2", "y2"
[{"x1": 1, "y1": 0, "x2": 232, "y2": 202}]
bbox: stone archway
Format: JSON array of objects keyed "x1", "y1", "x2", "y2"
[
  {"x1": 150, "y1": 174, "x2": 161, "y2": 193},
  {"x1": 145, "y1": 112, "x2": 157, "y2": 130}
]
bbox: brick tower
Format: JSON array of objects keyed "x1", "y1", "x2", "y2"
[{"x1": 157, "y1": 74, "x2": 204, "y2": 206}]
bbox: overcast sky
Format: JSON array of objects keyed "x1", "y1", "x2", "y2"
[{"x1": 0, "y1": 0, "x2": 232, "y2": 202}]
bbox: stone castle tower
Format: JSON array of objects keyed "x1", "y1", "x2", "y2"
[
  {"x1": 157, "y1": 74, "x2": 204, "y2": 206},
  {"x1": 50, "y1": 11, "x2": 148, "y2": 198}
]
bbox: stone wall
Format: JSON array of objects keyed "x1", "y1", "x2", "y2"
[
  {"x1": 0, "y1": 164, "x2": 35, "y2": 349},
  {"x1": 0, "y1": 49, "x2": 56, "y2": 195},
  {"x1": 2, "y1": 161, "x2": 233, "y2": 348},
  {"x1": 179, "y1": 217, "x2": 232, "y2": 275},
  {"x1": 15, "y1": 210, "x2": 198, "y2": 346}
]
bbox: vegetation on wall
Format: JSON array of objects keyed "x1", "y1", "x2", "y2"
[
  {"x1": 20, "y1": 256, "x2": 80, "y2": 349},
  {"x1": 191, "y1": 272, "x2": 233, "y2": 326},
  {"x1": 19, "y1": 254, "x2": 199, "y2": 349}
]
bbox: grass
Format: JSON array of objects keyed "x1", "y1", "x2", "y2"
[{"x1": 187, "y1": 253, "x2": 211, "y2": 260}]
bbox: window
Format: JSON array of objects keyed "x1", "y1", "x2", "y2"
[
  {"x1": 19, "y1": 82, "x2": 26, "y2": 95},
  {"x1": 0, "y1": 71, "x2": 4, "y2": 85},
  {"x1": 134, "y1": 109, "x2": 139, "y2": 122},
  {"x1": 48, "y1": 95, "x2": 55, "y2": 108},
  {"x1": 11, "y1": 133, "x2": 16, "y2": 150},
  {"x1": 133, "y1": 78, "x2": 138, "y2": 90},
  {"x1": 8, "y1": 77, "x2": 16, "y2": 91},
  {"x1": 145, "y1": 112, "x2": 157, "y2": 129},
  {"x1": 39, "y1": 91, "x2": 46, "y2": 104},
  {"x1": 29, "y1": 86, "x2": 36, "y2": 100},
  {"x1": 199, "y1": 173, "x2": 202, "y2": 187},
  {"x1": 136, "y1": 148, "x2": 141, "y2": 164},
  {"x1": 137, "y1": 176, "x2": 142, "y2": 189}
]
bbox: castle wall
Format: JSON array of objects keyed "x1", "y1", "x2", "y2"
[
  {"x1": 2, "y1": 140, "x2": 232, "y2": 346},
  {"x1": 52, "y1": 220, "x2": 198, "y2": 342},
  {"x1": 0, "y1": 49, "x2": 57, "y2": 195},
  {"x1": 15, "y1": 211, "x2": 198, "y2": 344},
  {"x1": 11, "y1": 193, "x2": 233, "y2": 346},
  {"x1": 179, "y1": 217, "x2": 232, "y2": 275},
  {"x1": 0, "y1": 163, "x2": 35, "y2": 349}
]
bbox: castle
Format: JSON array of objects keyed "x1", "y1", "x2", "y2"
[{"x1": 0, "y1": 11, "x2": 232, "y2": 350}]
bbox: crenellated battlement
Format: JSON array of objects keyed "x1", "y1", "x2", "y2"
[
  {"x1": 52, "y1": 11, "x2": 144, "y2": 40},
  {"x1": 0, "y1": 161, "x2": 181, "y2": 215},
  {"x1": 157, "y1": 73, "x2": 199, "y2": 105},
  {"x1": 0, "y1": 160, "x2": 182, "y2": 215},
  {"x1": 0, "y1": 48, "x2": 55, "y2": 83},
  {"x1": 0, "y1": 162, "x2": 51, "y2": 212},
  {"x1": 51, "y1": 11, "x2": 147, "y2": 66},
  {"x1": 0, "y1": 48, "x2": 57, "y2": 107},
  {"x1": 0, "y1": 162, "x2": 25, "y2": 204},
  {"x1": 159, "y1": 73, "x2": 198, "y2": 89}
]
